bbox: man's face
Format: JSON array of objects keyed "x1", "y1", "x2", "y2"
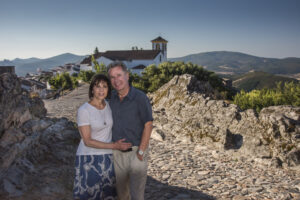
[{"x1": 108, "y1": 66, "x2": 129, "y2": 92}]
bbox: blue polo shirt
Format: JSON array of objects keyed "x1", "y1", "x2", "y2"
[{"x1": 109, "y1": 86, "x2": 153, "y2": 146}]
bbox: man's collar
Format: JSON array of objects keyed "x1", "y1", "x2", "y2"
[
  {"x1": 126, "y1": 86, "x2": 135, "y2": 100},
  {"x1": 112, "y1": 86, "x2": 136, "y2": 100}
]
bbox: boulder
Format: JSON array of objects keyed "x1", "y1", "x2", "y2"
[
  {"x1": 0, "y1": 73, "x2": 46, "y2": 138},
  {"x1": 150, "y1": 74, "x2": 300, "y2": 168},
  {"x1": 0, "y1": 73, "x2": 80, "y2": 199}
]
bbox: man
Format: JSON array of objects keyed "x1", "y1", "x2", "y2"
[{"x1": 108, "y1": 61, "x2": 153, "y2": 200}]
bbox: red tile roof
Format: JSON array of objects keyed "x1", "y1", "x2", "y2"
[
  {"x1": 104, "y1": 50, "x2": 161, "y2": 60},
  {"x1": 80, "y1": 52, "x2": 103, "y2": 65},
  {"x1": 132, "y1": 64, "x2": 146, "y2": 69},
  {"x1": 81, "y1": 50, "x2": 161, "y2": 65}
]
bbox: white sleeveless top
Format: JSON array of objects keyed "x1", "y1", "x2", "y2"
[{"x1": 76, "y1": 101, "x2": 113, "y2": 155}]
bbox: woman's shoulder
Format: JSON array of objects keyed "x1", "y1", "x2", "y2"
[
  {"x1": 78, "y1": 102, "x2": 90, "y2": 112},
  {"x1": 105, "y1": 99, "x2": 112, "y2": 110}
]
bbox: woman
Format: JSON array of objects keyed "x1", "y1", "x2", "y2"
[{"x1": 73, "y1": 74, "x2": 132, "y2": 200}]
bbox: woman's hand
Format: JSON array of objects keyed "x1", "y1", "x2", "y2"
[{"x1": 114, "y1": 139, "x2": 132, "y2": 150}]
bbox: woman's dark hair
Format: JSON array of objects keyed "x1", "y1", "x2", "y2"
[{"x1": 89, "y1": 74, "x2": 111, "y2": 99}]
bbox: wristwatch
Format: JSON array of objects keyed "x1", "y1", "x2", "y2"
[{"x1": 138, "y1": 149, "x2": 144, "y2": 156}]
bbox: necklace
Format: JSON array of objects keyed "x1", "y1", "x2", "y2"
[
  {"x1": 103, "y1": 108, "x2": 107, "y2": 126},
  {"x1": 101, "y1": 102, "x2": 107, "y2": 126},
  {"x1": 89, "y1": 100, "x2": 107, "y2": 126}
]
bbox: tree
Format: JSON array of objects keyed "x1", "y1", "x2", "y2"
[
  {"x1": 99, "y1": 63, "x2": 107, "y2": 75},
  {"x1": 94, "y1": 47, "x2": 99, "y2": 55},
  {"x1": 91, "y1": 55, "x2": 107, "y2": 74},
  {"x1": 78, "y1": 70, "x2": 95, "y2": 83},
  {"x1": 91, "y1": 55, "x2": 100, "y2": 72}
]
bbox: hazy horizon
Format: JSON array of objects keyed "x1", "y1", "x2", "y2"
[{"x1": 3, "y1": 50, "x2": 300, "y2": 63}]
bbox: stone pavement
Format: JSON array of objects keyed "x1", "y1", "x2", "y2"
[
  {"x1": 43, "y1": 84, "x2": 300, "y2": 200},
  {"x1": 146, "y1": 135, "x2": 299, "y2": 200},
  {"x1": 44, "y1": 83, "x2": 90, "y2": 122}
]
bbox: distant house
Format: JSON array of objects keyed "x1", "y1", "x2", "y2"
[
  {"x1": 51, "y1": 63, "x2": 81, "y2": 76},
  {"x1": 80, "y1": 36, "x2": 168, "y2": 71},
  {"x1": 40, "y1": 71, "x2": 54, "y2": 77},
  {"x1": 20, "y1": 78, "x2": 46, "y2": 92},
  {"x1": 51, "y1": 66, "x2": 66, "y2": 75},
  {"x1": 79, "y1": 64, "x2": 92, "y2": 71},
  {"x1": 0, "y1": 66, "x2": 15, "y2": 75},
  {"x1": 20, "y1": 77, "x2": 56, "y2": 99}
]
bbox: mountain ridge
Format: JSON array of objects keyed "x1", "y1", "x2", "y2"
[
  {"x1": 0, "y1": 53, "x2": 87, "y2": 76},
  {"x1": 2, "y1": 51, "x2": 300, "y2": 77},
  {"x1": 169, "y1": 51, "x2": 300, "y2": 75}
]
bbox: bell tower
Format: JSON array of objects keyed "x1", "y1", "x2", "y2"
[{"x1": 151, "y1": 36, "x2": 168, "y2": 60}]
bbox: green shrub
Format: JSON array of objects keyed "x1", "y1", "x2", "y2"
[
  {"x1": 78, "y1": 70, "x2": 96, "y2": 83},
  {"x1": 233, "y1": 81, "x2": 300, "y2": 112},
  {"x1": 130, "y1": 61, "x2": 234, "y2": 99},
  {"x1": 48, "y1": 72, "x2": 78, "y2": 90},
  {"x1": 92, "y1": 55, "x2": 107, "y2": 75}
]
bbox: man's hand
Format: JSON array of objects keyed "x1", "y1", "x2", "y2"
[{"x1": 137, "y1": 152, "x2": 143, "y2": 161}]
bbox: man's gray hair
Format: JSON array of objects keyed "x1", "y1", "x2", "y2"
[{"x1": 107, "y1": 61, "x2": 128, "y2": 72}]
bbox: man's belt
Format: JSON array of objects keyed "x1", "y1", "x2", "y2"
[{"x1": 120, "y1": 148, "x2": 133, "y2": 152}]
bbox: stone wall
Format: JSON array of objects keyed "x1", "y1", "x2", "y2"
[
  {"x1": 0, "y1": 73, "x2": 46, "y2": 138},
  {"x1": 0, "y1": 66, "x2": 15, "y2": 75}
]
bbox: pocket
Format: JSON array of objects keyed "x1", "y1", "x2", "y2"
[
  {"x1": 131, "y1": 153, "x2": 147, "y2": 172},
  {"x1": 133, "y1": 149, "x2": 148, "y2": 163}
]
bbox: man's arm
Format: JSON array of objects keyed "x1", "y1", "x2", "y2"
[{"x1": 137, "y1": 121, "x2": 153, "y2": 161}]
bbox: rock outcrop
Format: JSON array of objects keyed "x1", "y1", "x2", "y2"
[
  {"x1": 0, "y1": 73, "x2": 80, "y2": 199},
  {"x1": 150, "y1": 74, "x2": 300, "y2": 169},
  {"x1": 0, "y1": 73, "x2": 46, "y2": 138}
]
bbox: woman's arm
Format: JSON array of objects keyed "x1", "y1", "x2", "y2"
[{"x1": 78, "y1": 125, "x2": 132, "y2": 150}]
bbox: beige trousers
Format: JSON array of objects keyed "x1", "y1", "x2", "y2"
[{"x1": 113, "y1": 146, "x2": 148, "y2": 200}]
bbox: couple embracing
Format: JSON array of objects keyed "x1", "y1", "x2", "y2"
[{"x1": 73, "y1": 61, "x2": 153, "y2": 200}]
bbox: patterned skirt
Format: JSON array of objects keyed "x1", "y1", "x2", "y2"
[{"x1": 73, "y1": 154, "x2": 117, "y2": 200}]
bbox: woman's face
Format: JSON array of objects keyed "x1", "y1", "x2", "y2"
[{"x1": 92, "y1": 80, "x2": 108, "y2": 101}]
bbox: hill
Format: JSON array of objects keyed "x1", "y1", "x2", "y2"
[
  {"x1": 232, "y1": 71, "x2": 299, "y2": 92},
  {"x1": 169, "y1": 51, "x2": 300, "y2": 75},
  {"x1": 0, "y1": 53, "x2": 87, "y2": 76}
]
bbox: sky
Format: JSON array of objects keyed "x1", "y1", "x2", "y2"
[{"x1": 0, "y1": 0, "x2": 300, "y2": 60}]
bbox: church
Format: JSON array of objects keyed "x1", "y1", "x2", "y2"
[{"x1": 80, "y1": 36, "x2": 168, "y2": 70}]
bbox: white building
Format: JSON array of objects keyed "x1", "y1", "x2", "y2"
[
  {"x1": 80, "y1": 36, "x2": 168, "y2": 71},
  {"x1": 20, "y1": 78, "x2": 55, "y2": 99},
  {"x1": 51, "y1": 63, "x2": 81, "y2": 76},
  {"x1": 79, "y1": 64, "x2": 93, "y2": 71}
]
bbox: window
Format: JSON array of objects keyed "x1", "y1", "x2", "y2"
[{"x1": 156, "y1": 44, "x2": 160, "y2": 50}]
